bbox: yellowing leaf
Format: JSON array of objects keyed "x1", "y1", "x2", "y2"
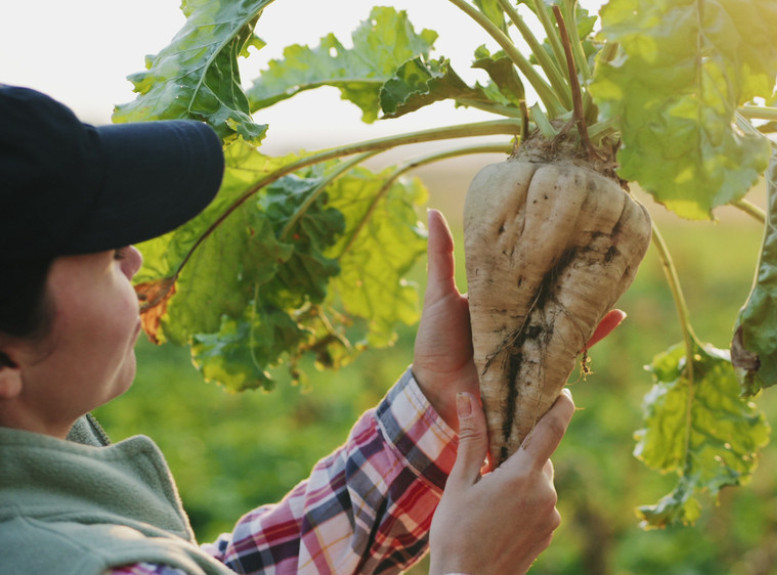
[
  {"x1": 591, "y1": 0, "x2": 777, "y2": 219},
  {"x1": 733, "y1": 152, "x2": 777, "y2": 395},
  {"x1": 135, "y1": 277, "x2": 177, "y2": 345},
  {"x1": 635, "y1": 342, "x2": 770, "y2": 528}
]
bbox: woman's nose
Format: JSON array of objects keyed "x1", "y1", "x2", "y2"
[{"x1": 123, "y1": 245, "x2": 144, "y2": 279}]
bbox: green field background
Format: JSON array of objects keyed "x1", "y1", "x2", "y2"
[{"x1": 95, "y1": 157, "x2": 777, "y2": 575}]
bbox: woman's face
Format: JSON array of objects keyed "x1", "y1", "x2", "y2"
[{"x1": 12, "y1": 246, "x2": 144, "y2": 436}]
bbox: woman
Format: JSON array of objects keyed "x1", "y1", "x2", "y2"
[{"x1": 0, "y1": 85, "x2": 620, "y2": 575}]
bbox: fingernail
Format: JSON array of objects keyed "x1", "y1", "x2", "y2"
[
  {"x1": 456, "y1": 392, "x2": 473, "y2": 419},
  {"x1": 561, "y1": 388, "x2": 573, "y2": 399}
]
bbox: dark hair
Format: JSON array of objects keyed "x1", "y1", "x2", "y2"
[{"x1": 0, "y1": 258, "x2": 54, "y2": 367}]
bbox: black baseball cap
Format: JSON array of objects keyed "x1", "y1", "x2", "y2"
[{"x1": 0, "y1": 85, "x2": 225, "y2": 262}]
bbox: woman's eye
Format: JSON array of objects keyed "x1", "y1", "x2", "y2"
[{"x1": 113, "y1": 247, "x2": 128, "y2": 261}]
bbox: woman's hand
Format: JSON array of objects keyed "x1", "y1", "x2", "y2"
[
  {"x1": 412, "y1": 209, "x2": 625, "y2": 432},
  {"x1": 412, "y1": 209, "x2": 479, "y2": 432},
  {"x1": 414, "y1": 208, "x2": 627, "y2": 574},
  {"x1": 428, "y1": 390, "x2": 576, "y2": 575}
]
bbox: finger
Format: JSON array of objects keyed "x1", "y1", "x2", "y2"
[
  {"x1": 447, "y1": 392, "x2": 489, "y2": 488},
  {"x1": 543, "y1": 458, "x2": 554, "y2": 480},
  {"x1": 425, "y1": 209, "x2": 456, "y2": 297},
  {"x1": 586, "y1": 309, "x2": 626, "y2": 349},
  {"x1": 512, "y1": 391, "x2": 575, "y2": 468}
]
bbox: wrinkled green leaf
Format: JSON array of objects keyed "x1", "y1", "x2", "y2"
[
  {"x1": 732, "y1": 151, "x2": 777, "y2": 395},
  {"x1": 191, "y1": 315, "x2": 275, "y2": 392},
  {"x1": 134, "y1": 142, "x2": 336, "y2": 390},
  {"x1": 590, "y1": 0, "x2": 777, "y2": 219},
  {"x1": 113, "y1": 0, "x2": 269, "y2": 142},
  {"x1": 473, "y1": 46, "x2": 526, "y2": 107},
  {"x1": 258, "y1": 172, "x2": 345, "y2": 307},
  {"x1": 135, "y1": 139, "x2": 429, "y2": 390},
  {"x1": 380, "y1": 56, "x2": 516, "y2": 118},
  {"x1": 246, "y1": 6, "x2": 438, "y2": 123},
  {"x1": 187, "y1": 158, "x2": 344, "y2": 390},
  {"x1": 135, "y1": 142, "x2": 296, "y2": 346},
  {"x1": 634, "y1": 342, "x2": 770, "y2": 528}
]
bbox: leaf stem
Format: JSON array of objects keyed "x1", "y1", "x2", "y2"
[
  {"x1": 650, "y1": 220, "x2": 698, "y2": 475},
  {"x1": 552, "y1": 5, "x2": 593, "y2": 158},
  {"x1": 650, "y1": 220, "x2": 699, "y2": 358},
  {"x1": 738, "y1": 105, "x2": 777, "y2": 122},
  {"x1": 731, "y1": 198, "x2": 767, "y2": 224},
  {"x1": 447, "y1": 0, "x2": 564, "y2": 117},
  {"x1": 532, "y1": 0, "x2": 568, "y2": 79},
  {"x1": 561, "y1": 0, "x2": 595, "y2": 119},
  {"x1": 561, "y1": 0, "x2": 591, "y2": 81},
  {"x1": 530, "y1": 103, "x2": 558, "y2": 138},
  {"x1": 176, "y1": 118, "x2": 522, "y2": 276},
  {"x1": 498, "y1": 0, "x2": 572, "y2": 110},
  {"x1": 587, "y1": 116, "x2": 618, "y2": 141}
]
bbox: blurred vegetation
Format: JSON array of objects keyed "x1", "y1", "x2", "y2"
[{"x1": 96, "y1": 162, "x2": 777, "y2": 574}]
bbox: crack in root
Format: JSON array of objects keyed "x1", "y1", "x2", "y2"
[{"x1": 482, "y1": 248, "x2": 581, "y2": 463}]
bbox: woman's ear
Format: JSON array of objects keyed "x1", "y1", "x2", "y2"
[{"x1": 0, "y1": 350, "x2": 22, "y2": 399}]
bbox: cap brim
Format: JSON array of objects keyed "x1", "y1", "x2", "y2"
[{"x1": 64, "y1": 120, "x2": 224, "y2": 255}]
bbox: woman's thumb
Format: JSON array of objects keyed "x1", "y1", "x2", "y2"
[
  {"x1": 448, "y1": 392, "x2": 489, "y2": 487},
  {"x1": 424, "y1": 209, "x2": 456, "y2": 300}
]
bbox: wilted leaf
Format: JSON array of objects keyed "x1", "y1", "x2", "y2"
[
  {"x1": 634, "y1": 342, "x2": 770, "y2": 528},
  {"x1": 732, "y1": 151, "x2": 777, "y2": 395},
  {"x1": 591, "y1": 0, "x2": 777, "y2": 219},
  {"x1": 135, "y1": 277, "x2": 177, "y2": 344}
]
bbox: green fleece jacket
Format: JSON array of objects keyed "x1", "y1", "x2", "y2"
[{"x1": 0, "y1": 416, "x2": 234, "y2": 575}]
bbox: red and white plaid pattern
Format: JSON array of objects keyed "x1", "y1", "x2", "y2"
[{"x1": 109, "y1": 369, "x2": 457, "y2": 575}]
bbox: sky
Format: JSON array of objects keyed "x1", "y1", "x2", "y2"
[{"x1": 0, "y1": 0, "x2": 603, "y2": 152}]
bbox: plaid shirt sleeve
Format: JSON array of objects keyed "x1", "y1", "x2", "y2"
[{"x1": 107, "y1": 367, "x2": 458, "y2": 575}]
